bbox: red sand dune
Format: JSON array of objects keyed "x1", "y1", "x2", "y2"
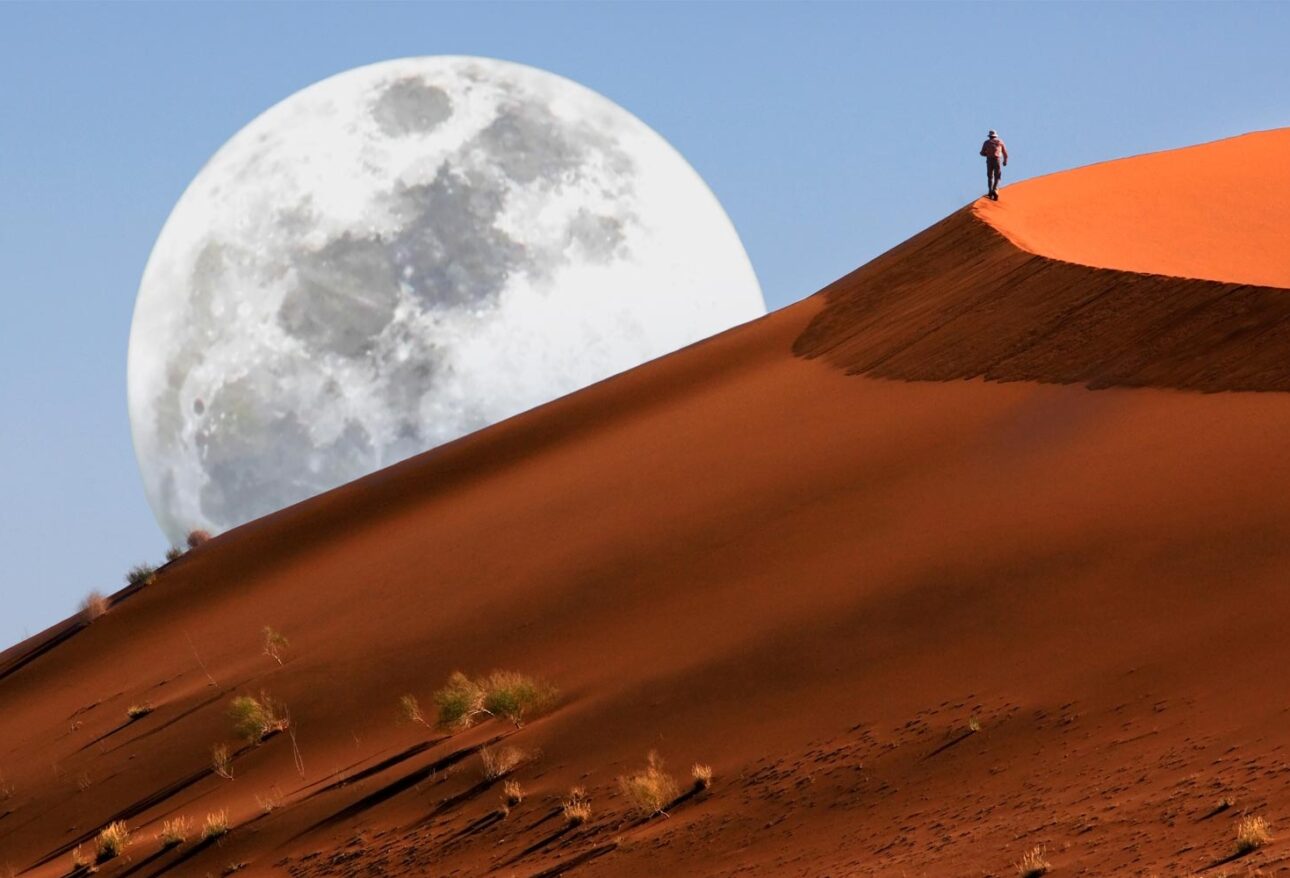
[{"x1": 4, "y1": 129, "x2": 1290, "y2": 878}]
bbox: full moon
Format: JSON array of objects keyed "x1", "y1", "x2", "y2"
[{"x1": 128, "y1": 56, "x2": 765, "y2": 544}]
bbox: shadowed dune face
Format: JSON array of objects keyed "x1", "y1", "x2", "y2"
[
  {"x1": 795, "y1": 128, "x2": 1290, "y2": 392},
  {"x1": 4, "y1": 131, "x2": 1290, "y2": 877}
]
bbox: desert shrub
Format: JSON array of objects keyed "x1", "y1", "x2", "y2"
[
  {"x1": 481, "y1": 671, "x2": 557, "y2": 727},
  {"x1": 503, "y1": 778, "x2": 524, "y2": 806},
  {"x1": 187, "y1": 529, "x2": 212, "y2": 548},
  {"x1": 562, "y1": 787, "x2": 591, "y2": 825},
  {"x1": 1236, "y1": 815, "x2": 1271, "y2": 853},
  {"x1": 201, "y1": 809, "x2": 229, "y2": 840},
  {"x1": 165, "y1": 546, "x2": 185, "y2": 562},
  {"x1": 157, "y1": 816, "x2": 191, "y2": 848},
  {"x1": 479, "y1": 745, "x2": 529, "y2": 781},
  {"x1": 127, "y1": 703, "x2": 153, "y2": 720},
  {"x1": 229, "y1": 693, "x2": 289, "y2": 743},
  {"x1": 80, "y1": 591, "x2": 108, "y2": 622},
  {"x1": 399, "y1": 694, "x2": 430, "y2": 727},
  {"x1": 262, "y1": 627, "x2": 289, "y2": 665},
  {"x1": 125, "y1": 563, "x2": 157, "y2": 587},
  {"x1": 95, "y1": 820, "x2": 131, "y2": 862},
  {"x1": 1015, "y1": 845, "x2": 1050, "y2": 877},
  {"x1": 691, "y1": 763, "x2": 714, "y2": 790},
  {"x1": 618, "y1": 751, "x2": 680, "y2": 818},
  {"x1": 434, "y1": 672, "x2": 487, "y2": 729},
  {"x1": 432, "y1": 670, "x2": 556, "y2": 729},
  {"x1": 70, "y1": 846, "x2": 90, "y2": 869},
  {"x1": 212, "y1": 743, "x2": 234, "y2": 779}
]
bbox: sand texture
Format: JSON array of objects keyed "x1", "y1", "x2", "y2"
[{"x1": 3, "y1": 129, "x2": 1290, "y2": 877}]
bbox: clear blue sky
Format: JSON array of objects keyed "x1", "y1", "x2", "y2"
[{"x1": 1, "y1": 1, "x2": 1287, "y2": 648}]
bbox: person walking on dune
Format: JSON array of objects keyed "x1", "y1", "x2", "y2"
[{"x1": 980, "y1": 130, "x2": 1008, "y2": 200}]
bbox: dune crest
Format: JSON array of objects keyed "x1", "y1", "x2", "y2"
[
  {"x1": 795, "y1": 127, "x2": 1290, "y2": 392},
  {"x1": 986, "y1": 127, "x2": 1290, "y2": 288}
]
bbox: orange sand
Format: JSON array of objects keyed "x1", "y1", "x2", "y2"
[
  {"x1": 983, "y1": 128, "x2": 1290, "y2": 287},
  {"x1": 2, "y1": 129, "x2": 1290, "y2": 878}
]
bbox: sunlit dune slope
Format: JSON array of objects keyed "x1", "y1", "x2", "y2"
[
  {"x1": 3, "y1": 129, "x2": 1290, "y2": 878},
  {"x1": 987, "y1": 127, "x2": 1290, "y2": 288}
]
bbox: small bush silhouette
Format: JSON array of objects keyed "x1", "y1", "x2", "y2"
[
  {"x1": 1236, "y1": 815, "x2": 1271, "y2": 853},
  {"x1": 229, "y1": 693, "x2": 289, "y2": 743},
  {"x1": 94, "y1": 820, "x2": 131, "y2": 862},
  {"x1": 1015, "y1": 845, "x2": 1050, "y2": 877},
  {"x1": 200, "y1": 809, "x2": 229, "y2": 840},
  {"x1": 186, "y1": 529, "x2": 212, "y2": 548},
  {"x1": 562, "y1": 787, "x2": 591, "y2": 825},
  {"x1": 479, "y1": 745, "x2": 529, "y2": 780},
  {"x1": 691, "y1": 763, "x2": 714, "y2": 790},
  {"x1": 432, "y1": 670, "x2": 556, "y2": 729},
  {"x1": 165, "y1": 546, "x2": 185, "y2": 562},
  {"x1": 80, "y1": 591, "x2": 108, "y2": 622},
  {"x1": 503, "y1": 778, "x2": 524, "y2": 806},
  {"x1": 262, "y1": 627, "x2": 289, "y2": 665},
  {"x1": 126, "y1": 704, "x2": 153, "y2": 720},
  {"x1": 157, "y1": 816, "x2": 191, "y2": 848},
  {"x1": 212, "y1": 743, "x2": 233, "y2": 779},
  {"x1": 618, "y1": 751, "x2": 680, "y2": 818},
  {"x1": 125, "y1": 564, "x2": 157, "y2": 587},
  {"x1": 398, "y1": 694, "x2": 431, "y2": 727}
]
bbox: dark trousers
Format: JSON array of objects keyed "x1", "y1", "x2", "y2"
[{"x1": 986, "y1": 157, "x2": 1002, "y2": 192}]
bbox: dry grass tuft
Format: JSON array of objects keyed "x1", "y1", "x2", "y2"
[
  {"x1": 502, "y1": 778, "x2": 524, "y2": 806},
  {"x1": 1236, "y1": 815, "x2": 1272, "y2": 853},
  {"x1": 212, "y1": 743, "x2": 234, "y2": 780},
  {"x1": 255, "y1": 788, "x2": 285, "y2": 815},
  {"x1": 432, "y1": 670, "x2": 557, "y2": 730},
  {"x1": 1015, "y1": 845, "x2": 1051, "y2": 877},
  {"x1": 691, "y1": 763, "x2": 714, "y2": 790},
  {"x1": 229, "y1": 693, "x2": 289, "y2": 744},
  {"x1": 125, "y1": 563, "x2": 157, "y2": 587},
  {"x1": 157, "y1": 816, "x2": 191, "y2": 848},
  {"x1": 165, "y1": 546, "x2": 185, "y2": 562},
  {"x1": 70, "y1": 845, "x2": 90, "y2": 870},
  {"x1": 398, "y1": 694, "x2": 431, "y2": 727},
  {"x1": 80, "y1": 591, "x2": 108, "y2": 622},
  {"x1": 480, "y1": 745, "x2": 529, "y2": 781},
  {"x1": 126, "y1": 703, "x2": 153, "y2": 720},
  {"x1": 186, "y1": 529, "x2": 212, "y2": 548},
  {"x1": 201, "y1": 809, "x2": 229, "y2": 840},
  {"x1": 95, "y1": 820, "x2": 131, "y2": 862},
  {"x1": 262, "y1": 627, "x2": 289, "y2": 665},
  {"x1": 562, "y1": 787, "x2": 591, "y2": 826},
  {"x1": 618, "y1": 751, "x2": 680, "y2": 818}
]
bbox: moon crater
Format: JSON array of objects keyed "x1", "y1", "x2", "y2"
[{"x1": 129, "y1": 57, "x2": 764, "y2": 543}]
